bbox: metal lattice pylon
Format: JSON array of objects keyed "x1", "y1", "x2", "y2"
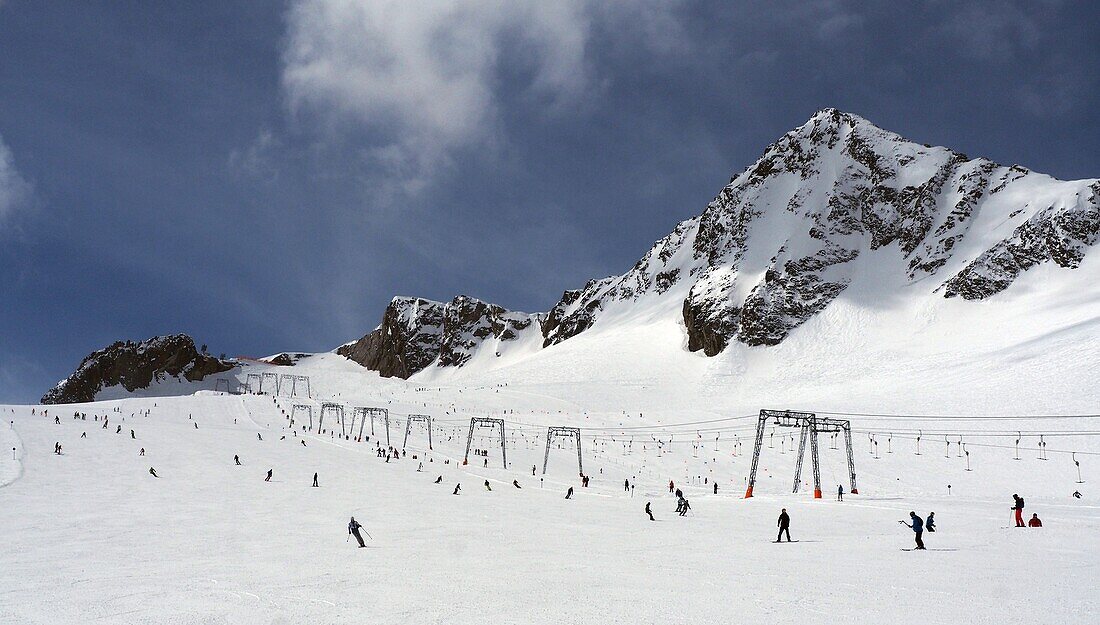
[
  {"x1": 353, "y1": 407, "x2": 389, "y2": 446},
  {"x1": 464, "y1": 417, "x2": 507, "y2": 468},
  {"x1": 745, "y1": 409, "x2": 858, "y2": 499},
  {"x1": 543, "y1": 426, "x2": 583, "y2": 476},
  {"x1": 214, "y1": 378, "x2": 233, "y2": 394},
  {"x1": 320, "y1": 403, "x2": 345, "y2": 435},
  {"x1": 292, "y1": 404, "x2": 314, "y2": 431},
  {"x1": 403, "y1": 414, "x2": 433, "y2": 450},
  {"x1": 245, "y1": 373, "x2": 261, "y2": 394},
  {"x1": 259, "y1": 372, "x2": 279, "y2": 395}
]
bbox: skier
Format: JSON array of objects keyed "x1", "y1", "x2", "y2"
[
  {"x1": 130, "y1": 430, "x2": 135, "y2": 439},
  {"x1": 1012, "y1": 494, "x2": 1025, "y2": 527},
  {"x1": 54, "y1": 416, "x2": 60, "y2": 424},
  {"x1": 417, "y1": 462, "x2": 423, "y2": 472},
  {"x1": 679, "y1": 499, "x2": 691, "y2": 516},
  {"x1": 901, "y1": 511, "x2": 925, "y2": 549},
  {"x1": 116, "y1": 425, "x2": 122, "y2": 434},
  {"x1": 1028, "y1": 513, "x2": 1042, "y2": 527},
  {"x1": 837, "y1": 484, "x2": 844, "y2": 501},
  {"x1": 513, "y1": 480, "x2": 522, "y2": 489},
  {"x1": 257, "y1": 433, "x2": 262, "y2": 441},
  {"x1": 139, "y1": 448, "x2": 145, "y2": 456},
  {"x1": 624, "y1": 479, "x2": 630, "y2": 492},
  {"x1": 194, "y1": 423, "x2": 198, "y2": 429},
  {"x1": 1073, "y1": 490, "x2": 1082, "y2": 499},
  {"x1": 313, "y1": 472, "x2": 319, "y2": 488},
  {"x1": 80, "y1": 432, "x2": 87, "y2": 439},
  {"x1": 265, "y1": 469, "x2": 273, "y2": 482},
  {"x1": 777, "y1": 508, "x2": 791, "y2": 542},
  {"x1": 532, "y1": 465, "x2": 536, "y2": 476},
  {"x1": 566, "y1": 486, "x2": 574, "y2": 499},
  {"x1": 54, "y1": 442, "x2": 61, "y2": 455},
  {"x1": 149, "y1": 467, "x2": 159, "y2": 478},
  {"x1": 453, "y1": 484, "x2": 461, "y2": 495},
  {"x1": 234, "y1": 455, "x2": 241, "y2": 466},
  {"x1": 348, "y1": 517, "x2": 366, "y2": 548},
  {"x1": 713, "y1": 482, "x2": 718, "y2": 495},
  {"x1": 301, "y1": 440, "x2": 306, "y2": 447},
  {"x1": 484, "y1": 480, "x2": 492, "y2": 491},
  {"x1": 645, "y1": 502, "x2": 654, "y2": 521},
  {"x1": 926, "y1": 512, "x2": 936, "y2": 532},
  {"x1": 435, "y1": 475, "x2": 443, "y2": 484},
  {"x1": 675, "y1": 488, "x2": 683, "y2": 500},
  {"x1": 669, "y1": 480, "x2": 674, "y2": 493}
]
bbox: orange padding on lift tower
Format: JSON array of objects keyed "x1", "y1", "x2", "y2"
[
  {"x1": 744, "y1": 486, "x2": 753, "y2": 498},
  {"x1": 813, "y1": 489, "x2": 822, "y2": 499}
]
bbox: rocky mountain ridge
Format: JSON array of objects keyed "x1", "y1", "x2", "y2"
[
  {"x1": 42, "y1": 335, "x2": 233, "y2": 404},
  {"x1": 338, "y1": 109, "x2": 1099, "y2": 377}
]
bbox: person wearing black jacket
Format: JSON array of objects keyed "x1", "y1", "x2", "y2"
[
  {"x1": 645, "y1": 502, "x2": 654, "y2": 521},
  {"x1": 777, "y1": 509, "x2": 791, "y2": 542},
  {"x1": 1012, "y1": 494, "x2": 1025, "y2": 527},
  {"x1": 348, "y1": 517, "x2": 366, "y2": 548}
]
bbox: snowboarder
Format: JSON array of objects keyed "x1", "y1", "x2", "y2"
[
  {"x1": 234, "y1": 455, "x2": 241, "y2": 465},
  {"x1": 313, "y1": 472, "x2": 319, "y2": 487},
  {"x1": 645, "y1": 502, "x2": 654, "y2": 521},
  {"x1": 679, "y1": 499, "x2": 691, "y2": 516},
  {"x1": 435, "y1": 475, "x2": 443, "y2": 484},
  {"x1": 484, "y1": 480, "x2": 492, "y2": 491},
  {"x1": 901, "y1": 511, "x2": 925, "y2": 549},
  {"x1": 453, "y1": 484, "x2": 461, "y2": 495},
  {"x1": 926, "y1": 512, "x2": 936, "y2": 532},
  {"x1": 566, "y1": 487, "x2": 574, "y2": 499},
  {"x1": 1073, "y1": 490, "x2": 1082, "y2": 499},
  {"x1": 348, "y1": 517, "x2": 366, "y2": 548},
  {"x1": 513, "y1": 480, "x2": 521, "y2": 489},
  {"x1": 1012, "y1": 494, "x2": 1025, "y2": 527},
  {"x1": 1028, "y1": 513, "x2": 1042, "y2": 527},
  {"x1": 149, "y1": 467, "x2": 159, "y2": 478},
  {"x1": 837, "y1": 484, "x2": 844, "y2": 501},
  {"x1": 265, "y1": 469, "x2": 273, "y2": 482},
  {"x1": 777, "y1": 508, "x2": 791, "y2": 542}
]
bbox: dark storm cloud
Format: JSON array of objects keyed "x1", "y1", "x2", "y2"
[{"x1": 0, "y1": 0, "x2": 1097, "y2": 402}]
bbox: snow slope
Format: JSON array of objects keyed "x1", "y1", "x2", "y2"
[{"x1": 2, "y1": 386, "x2": 1097, "y2": 624}]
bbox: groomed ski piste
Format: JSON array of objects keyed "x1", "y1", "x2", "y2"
[{"x1": 4, "y1": 351, "x2": 1100, "y2": 624}]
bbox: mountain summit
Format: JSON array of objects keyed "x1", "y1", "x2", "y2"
[{"x1": 338, "y1": 109, "x2": 1099, "y2": 378}]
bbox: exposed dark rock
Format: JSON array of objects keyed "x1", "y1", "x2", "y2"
[{"x1": 42, "y1": 334, "x2": 233, "y2": 404}]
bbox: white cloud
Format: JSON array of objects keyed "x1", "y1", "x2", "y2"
[
  {"x1": 280, "y1": 0, "x2": 681, "y2": 193},
  {"x1": 0, "y1": 134, "x2": 32, "y2": 228}
]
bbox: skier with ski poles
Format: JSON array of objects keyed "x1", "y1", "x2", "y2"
[
  {"x1": 348, "y1": 517, "x2": 369, "y2": 548},
  {"x1": 900, "y1": 511, "x2": 926, "y2": 549},
  {"x1": 645, "y1": 502, "x2": 654, "y2": 521}
]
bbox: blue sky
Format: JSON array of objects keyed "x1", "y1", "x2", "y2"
[{"x1": 1, "y1": 1, "x2": 1098, "y2": 402}]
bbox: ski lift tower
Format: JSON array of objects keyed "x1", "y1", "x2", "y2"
[
  {"x1": 464, "y1": 417, "x2": 507, "y2": 468},
  {"x1": 745, "y1": 409, "x2": 858, "y2": 499},
  {"x1": 403, "y1": 414, "x2": 433, "y2": 450},
  {"x1": 291, "y1": 404, "x2": 314, "y2": 430},
  {"x1": 353, "y1": 407, "x2": 390, "y2": 446},
  {"x1": 319, "y1": 402, "x2": 345, "y2": 435},
  {"x1": 543, "y1": 426, "x2": 583, "y2": 476}
]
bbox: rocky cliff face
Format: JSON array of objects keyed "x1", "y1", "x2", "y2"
[
  {"x1": 337, "y1": 296, "x2": 542, "y2": 378},
  {"x1": 341, "y1": 109, "x2": 1100, "y2": 378},
  {"x1": 42, "y1": 334, "x2": 233, "y2": 404}
]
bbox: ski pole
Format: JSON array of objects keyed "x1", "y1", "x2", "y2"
[{"x1": 363, "y1": 530, "x2": 373, "y2": 540}]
